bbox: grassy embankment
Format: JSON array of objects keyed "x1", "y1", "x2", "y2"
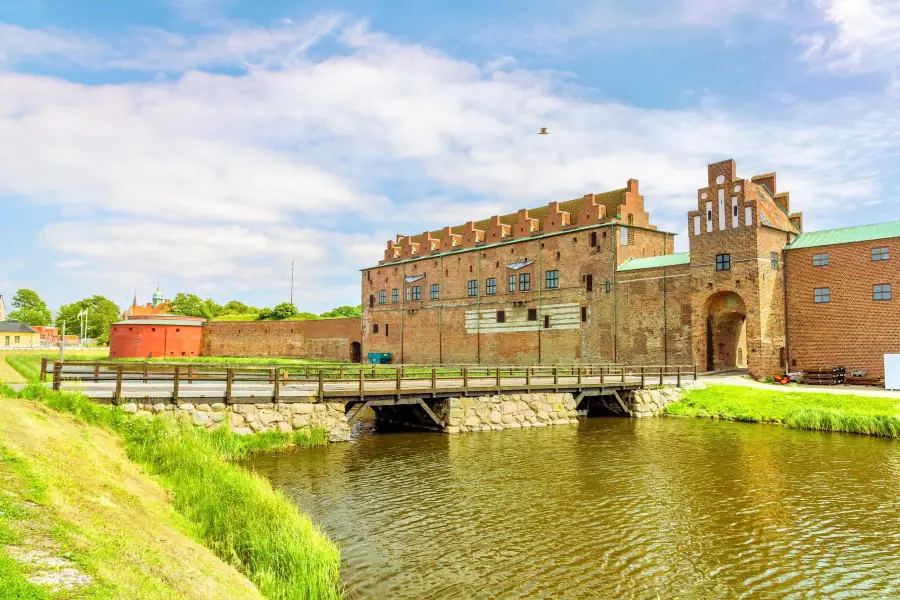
[
  {"x1": 666, "y1": 385, "x2": 900, "y2": 438},
  {"x1": 1, "y1": 356, "x2": 343, "y2": 599}
]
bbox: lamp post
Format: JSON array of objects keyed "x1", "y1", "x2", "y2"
[{"x1": 290, "y1": 258, "x2": 295, "y2": 305}]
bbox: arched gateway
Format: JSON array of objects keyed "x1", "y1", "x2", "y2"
[{"x1": 704, "y1": 291, "x2": 747, "y2": 372}]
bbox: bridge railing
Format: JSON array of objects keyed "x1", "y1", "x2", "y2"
[{"x1": 46, "y1": 359, "x2": 698, "y2": 403}]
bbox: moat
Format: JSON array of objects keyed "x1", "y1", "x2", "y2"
[{"x1": 247, "y1": 418, "x2": 900, "y2": 599}]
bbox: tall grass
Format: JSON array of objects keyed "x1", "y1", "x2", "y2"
[
  {"x1": 1, "y1": 383, "x2": 342, "y2": 600},
  {"x1": 665, "y1": 385, "x2": 900, "y2": 438},
  {"x1": 5, "y1": 352, "x2": 107, "y2": 383}
]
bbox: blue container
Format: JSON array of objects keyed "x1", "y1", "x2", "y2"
[{"x1": 367, "y1": 352, "x2": 393, "y2": 365}]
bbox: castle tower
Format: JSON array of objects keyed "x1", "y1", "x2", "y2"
[{"x1": 687, "y1": 160, "x2": 801, "y2": 377}]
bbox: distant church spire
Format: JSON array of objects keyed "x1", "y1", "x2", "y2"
[{"x1": 152, "y1": 284, "x2": 164, "y2": 309}]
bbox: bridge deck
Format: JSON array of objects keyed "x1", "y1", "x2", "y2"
[{"x1": 48, "y1": 361, "x2": 696, "y2": 403}]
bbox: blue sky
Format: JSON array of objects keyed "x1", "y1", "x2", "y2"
[{"x1": 2, "y1": 0, "x2": 899, "y2": 314}]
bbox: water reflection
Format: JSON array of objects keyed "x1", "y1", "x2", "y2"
[{"x1": 248, "y1": 418, "x2": 900, "y2": 599}]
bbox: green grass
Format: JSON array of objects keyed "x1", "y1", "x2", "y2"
[
  {"x1": 0, "y1": 551, "x2": 48, "y2": 600},
  {"x1": 209, "y1": 313, "x2": 260, "y2": 322},
  {"x1": 665, "y1": 385, "x2": 900, "y2": 438},
  {"x1": 1, "y1": 383, "x2": 342, "y2": 600},
  {"x1": 5, "y1": 352, "x2": 109, "y2": 384}
]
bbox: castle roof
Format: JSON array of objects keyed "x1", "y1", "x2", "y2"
[
  {"x1": 786, "y1": 220, "x2": 900, "y2": 250},
  {"x1": 745, "y1": 181, "x2": 799, "y2": 234},
  {"x1": 617, "y1": 252, "x2": 691, "y2": 272},
  {"x1": 407, "y1": 188, "x2": 629, "y2": 244}
]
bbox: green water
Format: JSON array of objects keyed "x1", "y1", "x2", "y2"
[{"x1": 248, "y1": 418, "x2": 900, "y2": 599}]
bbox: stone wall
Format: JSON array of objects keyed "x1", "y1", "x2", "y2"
[
  {"x1": 626, "y1": 381, "x2": 706, "y2": 418},
  {"x1": 433, "y1": 392, "x2": 580, "y2": 433},
  {"x1": 201, "y1": 318, "x2": 361, "y2": 361},
  {"x1": 120, "y1": 400, "x2": 352, "y2": 442}
]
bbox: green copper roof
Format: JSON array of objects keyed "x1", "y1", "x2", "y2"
[
  {"x1": 617, "y1": 252, "x2": 691, "y2": 272},
  {"x1": 786, "y1": 221, "x2": 900, "y2": 250}
]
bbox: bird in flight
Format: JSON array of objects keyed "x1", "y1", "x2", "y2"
[{"x1": 537, "y1": 127, "x2": 549, "y2": 135}]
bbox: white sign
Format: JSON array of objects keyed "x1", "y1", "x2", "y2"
[{"x1": 886, "y1": 355, "x2": 900, "y2": 391}]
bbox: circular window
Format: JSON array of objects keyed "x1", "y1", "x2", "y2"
[
  {"x1": 715, "y1": 175, "x2": 726, "y2": 185},
  {"x1": 734, "y1": 185, "x2": 742, "y2": 193},
  {"x1": 701, "y1": 192, "x2": 708, "y2": 200}
]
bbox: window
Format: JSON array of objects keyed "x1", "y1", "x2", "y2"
[
  {"x1": 581, "y1": 307, "x2": 587, "y2": 322},
  {"x1": 176, "y1": 328, "x2": 180, "y2": 333},
  {"x1": 486, "y1": 278, "x2": 497, "y2": 295},
  {"x1": 379, "y1": 290, "x2": 386, "y2": 304},
  {"x1": 544, "y1": 315, "x2": 550, "y2": 329},
  {"x1": 392, "y1": 288, "x2": 399, "y2": 303},
  {"x1": 385, "y1": 324, "x2": 390, "y2": 336},
  {"x1": 585, "y1": 274, "x2": 593, "y2": 292},
  {"x1": 497, "y1": 310, "x2": 506, "y2": 323},
  {"x1": 369, "y1": 295, "x2": 375, "y2": 308},
  {"x1": 873, "y1": 247, "x2": 890, "y2": 261},
  {"x1": 467, "y1": 280, "x2": 478, "y2": 297},
  {"x1": 412, "y1": 286, "x2": 421, "y2": 301},
  {"x1": 620, "y1": 227, "x2": 629, "y2": 246},
  {"x1": 605, "y1": 280, "x2": 612, "y2": 293},
  {"x1": 373, "y1": 324, "x2": 379, "y2": 334},
  {"x1": 716, "y1": 254, "x2": 731, "y2": 271},
  {"x1": 814, "y1": 288, "x2": 830, "y2": 304},
  {"x1": 406, "y1": 287, "x2": 411, "y2": 302},
  {"x1": 590, "y1": 231, "x2": 597, "y2": 247},
  {"x1": 3, "y1": 336, "x2": 8, "y2": 346},
  {"x1": 430, "y1": 284, "x2": 439, "y2": 300},
  {"x1": 813, "y1": 254, "x2": 829, "y2": 267},
  {"x1": 519, "y1": 273, "x2": 531, "y2": 291},
  {"x1": 508, "y1": 275, "x2": 516, "y2": 293},
  {"x1": 771, "y1": 252, "x2": 779, "y2": 270},
  {"x1": 545, "y1": 270, "x2": 559, "y2": 289},
  {"x1": 14, "y1": 336, "x2": 20, "y2": 343},
  {"x1": 874, "y1": 284, "x2": 892, "y2": 301},
  {"x1": 527, "y1": 308, "x2": 538, "y2": 321},
  {"x1": 556, "y1": 251, "x2": 561, "y2": 261}
]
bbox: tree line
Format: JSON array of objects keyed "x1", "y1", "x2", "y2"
[{"x1": 3, "y1": 288, "x2": 362, "y2": 346}]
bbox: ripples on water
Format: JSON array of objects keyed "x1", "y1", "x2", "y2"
[{"x1": 247, "y1": 418, "x2": 900, "y2": 599}]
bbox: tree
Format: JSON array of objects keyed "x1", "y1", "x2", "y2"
[
  {"x1": 292, "y1": 312, "x2": 320, "y2": 321},
  {"x1": 271, "y1": 302, "x2": 298, "y2": 320},
  {"x1": 257, "y1": 308, "x2": 274, "y2": 320},
  {"x1": 9, "y1": 289, "x2": 51, "y2": 326},
  {"x1": 171, "y1": 293, "x2": 221, "y2": 319},
  {"x1": 220, "y1": 300, "x2": 258, "y2": 316},
  {"x1": 56, "y1": 295, "x2": 121, "y2": 345},
  {"x1": 320, "y1": 305, "x2": 362, "y2": 319}
]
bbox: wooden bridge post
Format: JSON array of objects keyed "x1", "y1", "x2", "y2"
[
  {"x1": 52, "y1": 362, "x2": 62, "y2": 391},
  {"x1": 526, "y1": 367, "x2": 531, "y2": 392},
  {"x1": 677, "y1": 365, "x2": 682, "y2": 388},
  {"x1": 173, "y1": 365, "x2": 180, "y2": 402},
  {"x1": 431, "y1": 367, "x2": 437, "y2": 391},
  {"x1": 40, "y1": 357, "x2": 47, "y2": 383},
  {"x1": 553, "y1": 366, "x2": 559, "y2": 389},
  {"x1": 359, "y1": 368, "x2": 365, "y2": 400},
  {"x1": 600, "y1": 367, "x2": 605, "y2": 386},
  {"x1": 577, "y1": 366, "x2": 583, "y2": 387},
  {"x1": 694, "y1": 365, "x2": 698, "y2": 381},
  {"x1": 339, "y1": 365, "x2": 344, "y2": 380},
  {"x1": 640, "y1": 366, "x2": 645, "y2": 388},
  {"x1": 226, "y1": 368, "x2": 234, "y2": 403},
  {"x1": 395, "y1": 368, "x2": 401, "y2": 395},
  {"x1": 142, "y1": 363, "x2": 148, "y2": 384},
  {"x1": 660, "y1": 366, "x2": 664, "y2": 386},
  {"x1": 93, "y1": 364, "x2": 100, "y2": 382},
  {"x1": 496, "y1": 367, "x2": 501, "y2": 393},
  {"x1": 274, "y1": 368, "x2": 280, "y2": 401},
  {"x1": 318, "y1": 369, "x2": 325, "y2": 402},
  {"x1": 188, "y1": 365, "x2": 193, "y2": 385},
  {"x1": 114, "y1": 366, "x2": 122, "y2": 405},
  {"x1": 462, "y1": 367, "x2": 468, "y2": 392}
]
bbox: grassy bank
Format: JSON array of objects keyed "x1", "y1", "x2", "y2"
[
  {"x1": 0, "y1": 397, "x2": 264, "y2": 599},
  {"x1": 666, "y1": 385, "x2": 900, "y2": 438},
  {"x1": 3, "y1": 350, "x2": 109, "y2": 384},
  {"x1": 1, "y1": 384, "x2": 342, "y2": 599}
]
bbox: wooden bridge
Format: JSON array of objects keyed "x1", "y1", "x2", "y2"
[{"x1": 45, "y1": 360, "x2": 696, "y2": 402}]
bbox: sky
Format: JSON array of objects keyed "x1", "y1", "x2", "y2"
[{"x1": 2, "y1": 0, "x2": 900, "y2": 315}]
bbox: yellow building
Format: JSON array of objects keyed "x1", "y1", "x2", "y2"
[{"x1": 0, "y1": 321, "x2": 40, "y2": 348}]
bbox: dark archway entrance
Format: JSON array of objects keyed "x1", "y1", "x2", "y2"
[
  {"x1": 351, "y1": 342, "x2": 362, "y2": 363},
  {"x1": 705, "y1": 291, "x2": 748, "y2": 372}
]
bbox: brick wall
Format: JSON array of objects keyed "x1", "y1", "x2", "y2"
[
  {"x1": 786, "y1": 238, "x2": 899, "y2": 378},
  {"x1": 202, "y1": 318, "x2": 361, "y2": 361},
  {"x1": 363, "y1": 222, "x2": 676, "y2": 365}
]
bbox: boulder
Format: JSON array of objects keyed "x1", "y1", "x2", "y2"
[
  {"x1": 278, "y1": 422, "x2": 292, "y2": 434},
  {"x1": 192, "y1": 412, "x2": 210, "y2": 426},
  {"x1": 197, "y1": 404, "x2": 212, "y2": 412},
  {"x1": 211, "y1": 413, "x2": 226, "y2": 423},
  {"x1": 444, "y1": 426, "x2": 461, "y2": 434},
  {"x1": 490, "y1": 411, "x2": 502, "y2": 424},
  {"x1": 231, "y1": 427, "x2": 253, "y2": 436},
  {"x1": 121, "y1": 403, "x2": 138, "y2": 414},
  {"x1": 465, "y1": 416, "x2": 480, "y2": 428},
  {"x1": 178, "y1": 403, "x2": 195, "y2": 412},
  {"x1": 211, "y1": 403, "x2": 226, "y2": 411},
  {"x1": 292, "y1": 404, "x2": 315, "y2": 414},
  {"x1": 152, "y1": 403, "x2": 166, "y2": 413}
]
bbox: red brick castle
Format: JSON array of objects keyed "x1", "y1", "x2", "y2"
[{"x1": 362, "y1": 160, "x2": 899, "y2": 378}]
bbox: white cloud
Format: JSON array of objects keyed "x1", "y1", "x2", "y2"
[
  {"x1": 3, "y1": 16, "x2": 900, "y2": 310},
  {"x1": 800, "y1": 0, "x2": 900, "y2": 74}
]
